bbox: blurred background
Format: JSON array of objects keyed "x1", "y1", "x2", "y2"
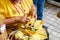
[{"x1": 43, "y1": 0, "x2": 60, "y2": 40}]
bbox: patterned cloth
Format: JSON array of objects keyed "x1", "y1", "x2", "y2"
[
  {"x1": 0, "y1": 0, "x2": 47, "y2": 40},
  {"x1": 0, "y1": 0, "x2": 33, "y2": 19}
]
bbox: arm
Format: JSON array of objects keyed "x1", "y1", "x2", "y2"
[
  {"x1": 0, "y1": 15, "x2": 30, "y2": 25},
  {"x1": 29, "y1": 4, "x2": 37, "y2": 18},
  {"x1": 3, "y1": 17, "x2": 17, "y2": 25},
  {"x1": 3, "y1": 16, "x2": 29, "y2": 25}
]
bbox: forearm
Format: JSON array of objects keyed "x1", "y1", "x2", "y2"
[
  {"x1": 3, "y1": 17, "x2": 17, "y2": 25},
  {"x1": 30, "y1": 4, "x2": 36, "y2": 14},
  {"x1": 3, "y1": 16, "x2": 28, "y2": 25},
  {"x1": 32, "y1": 4, "x2": 37, "y2": 18},
  {"x1": 29, "y1": 4, "x2": 37, "y2": 18},
  {"x1": 32, "y1": 5, "x2": 36, "y2": 13}
]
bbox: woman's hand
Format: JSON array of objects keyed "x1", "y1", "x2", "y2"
[
  {"x1": 29, "y1": 11, "x2": 37, "y2": 19},
  {"x1": 32, "y1": 13, "x2": 37, "y2": 19},
  {"x1": 29, "y1": 5, "x2": 37, "y2": 19},
  {"x1": 15, "y1": 16, "x2": 30, "y2": 23}
]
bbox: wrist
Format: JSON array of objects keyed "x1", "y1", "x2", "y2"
[{"x1": 14, "y1": 17, "x2": 20, "y2": 23}]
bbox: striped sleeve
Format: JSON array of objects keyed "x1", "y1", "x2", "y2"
[
  {"x1": 0, "y1": 1, "x2": 6, "y2": 19},
  {"x1": 28, "y1": 0, "x2": 33, "y2": 6}
]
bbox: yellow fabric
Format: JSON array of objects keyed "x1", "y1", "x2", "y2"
[
  {"x1": 9, "y1": 20, "x2": 47, "y2": 40},
  {"x1": 0, "y1": 0, "x2": 47, "y2": 40},
  {"x1": 0, "y1": 0, "x2": 33, "y2": 18},
  {"x1": 32, "y1": 20, "x2": 47, "y2": 40}
]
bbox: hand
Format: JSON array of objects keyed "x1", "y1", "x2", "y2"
[
  {"x1": 15, "y1": 16, "x2": 30, "y2": 23},
  {"x1": 28, "y1": 10, "x2": 37, "y2": 18},
  {"x1": 28, "y1": 5, "x2": 37, "y2": 19},
  {"x1": 32, "y1": 13, "x2": 37, "y2": 19},
  {"x1": 28, "y1": 12, "x2": 37, "y2": 19}
]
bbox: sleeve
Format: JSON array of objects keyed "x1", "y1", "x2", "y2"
[
  {"x1": 0, "y1": 1, "x2": 7, "y2": 20},
  {"x1": 28, "y1": 0, "x2": 33, "y2": 6}
]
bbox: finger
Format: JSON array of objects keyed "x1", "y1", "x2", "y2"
[
  {"x1": 22, "y1": 20, "x2": 26, "y2": 23},
  {"x1": 34, "y1": 14, "x2": 37, "y2": 18},
  {"x1": 25, "y1": 19, "x2": 29, "y2": 23},
  {"x1": 32, "y1": 14, "x2": 35, "y2": 18},
  {"x1": 26, "y1": 17, "x2": 30, "y2": 20},
  {"x1": 33, "y1": 14, "x2": 37, "y2": 18},
  {"x1": 26, "y1": 17, "x2": 30, "y2": 21}
]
